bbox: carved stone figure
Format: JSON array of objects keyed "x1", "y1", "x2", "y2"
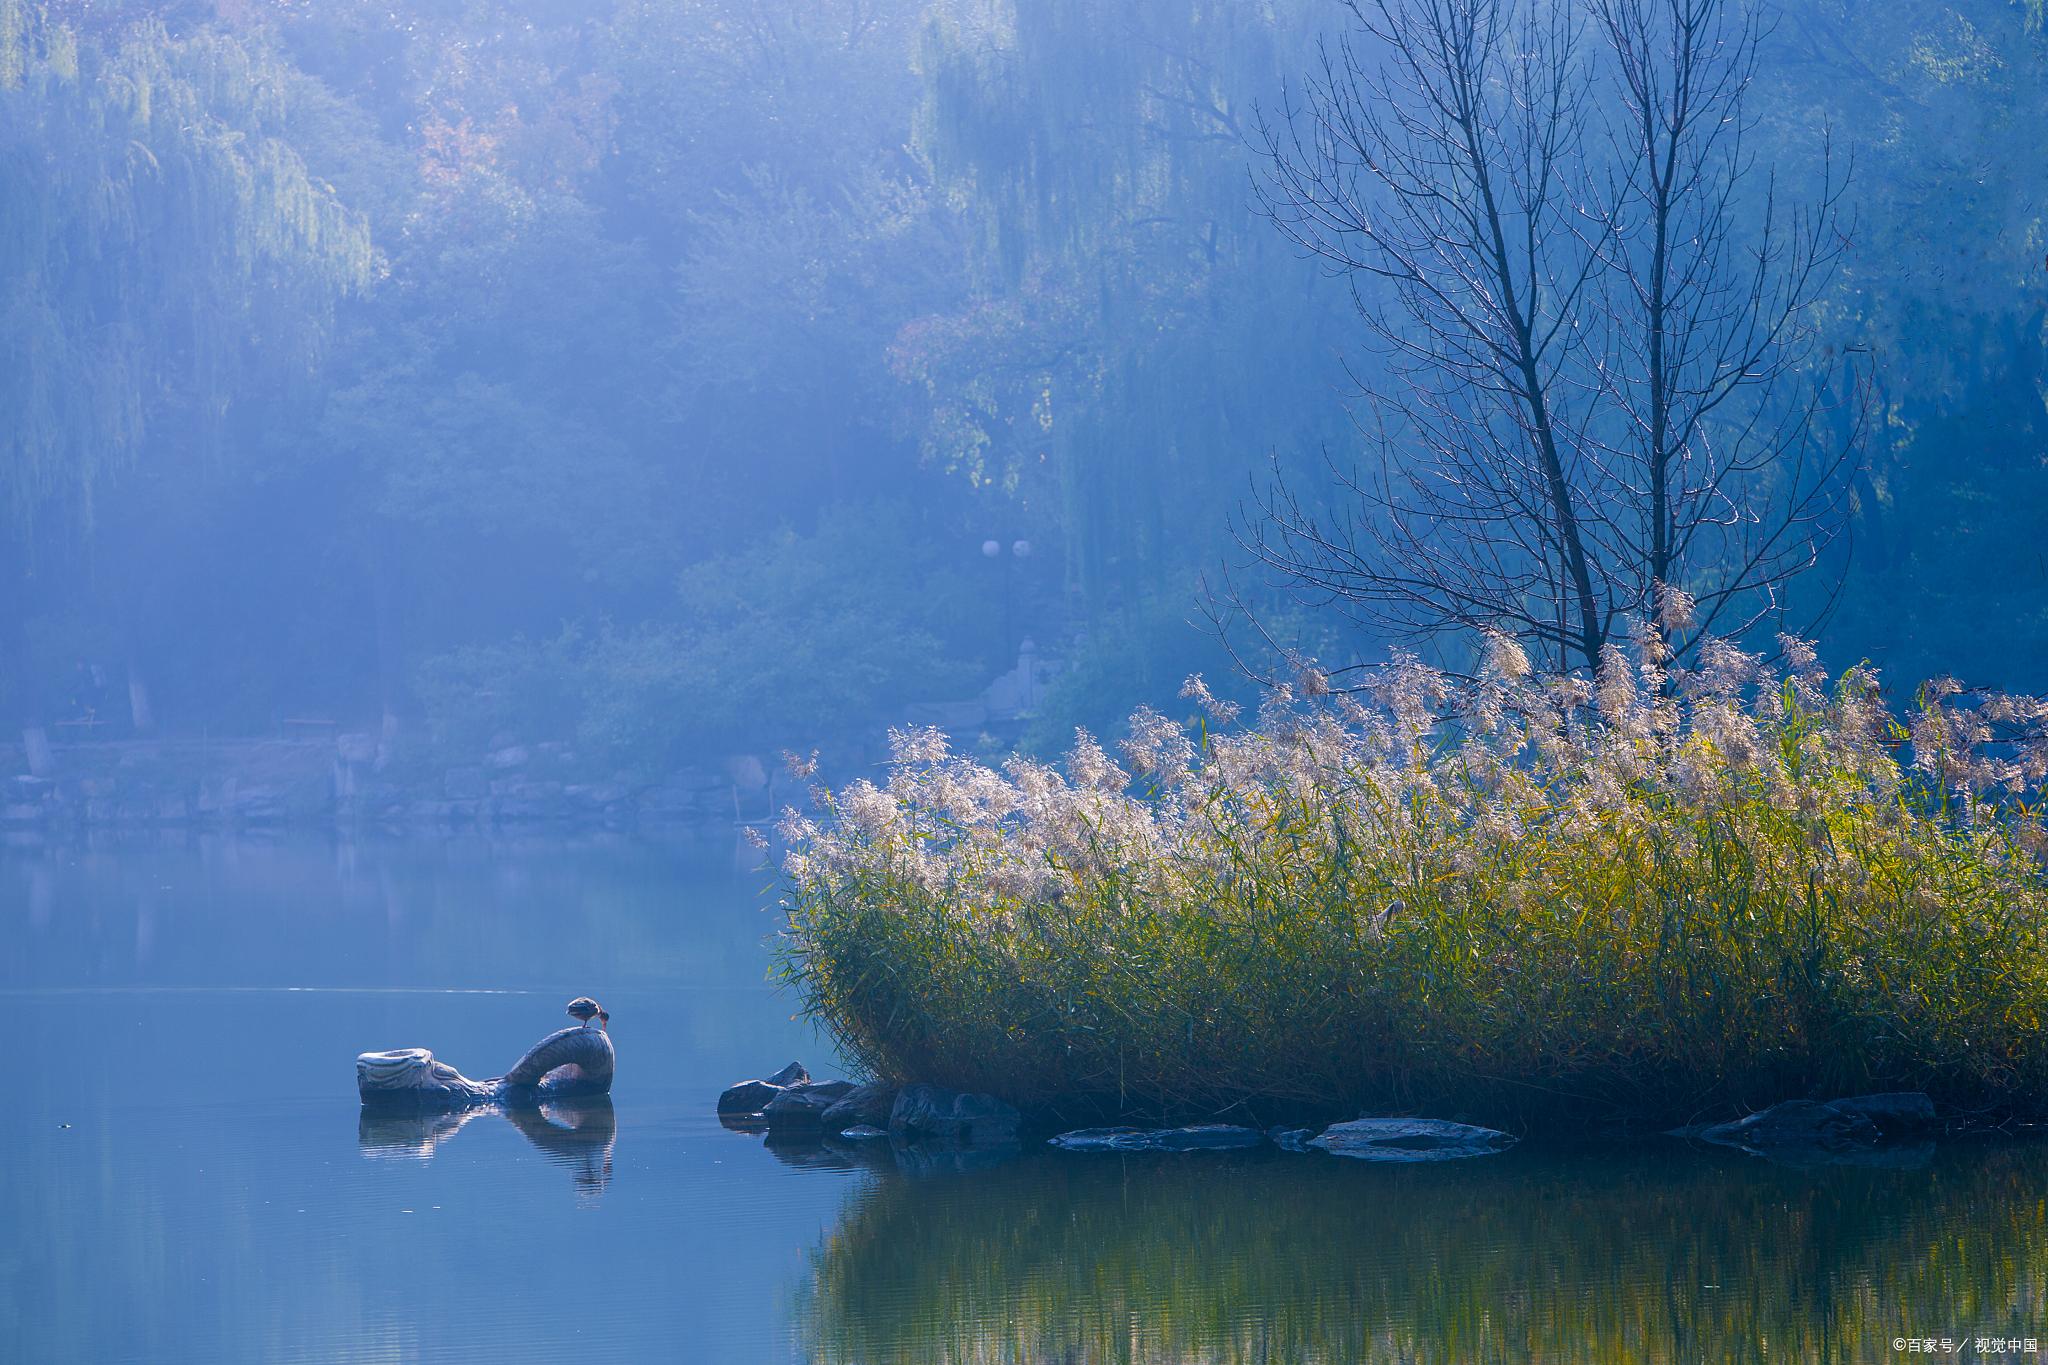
[{"x1": 357, "y1": 998, "x2": 615, "y2": 1110}]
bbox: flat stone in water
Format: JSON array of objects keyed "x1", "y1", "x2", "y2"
[
  {"x1": 1308, "y1": 1118, "x2": 1517, "y2": 1162},
  {"x1": 1049, "y1": 1124, "x2": 1265, "y2": 1153}
]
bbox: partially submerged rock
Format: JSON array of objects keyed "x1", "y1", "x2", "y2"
[
  {"x1": 821, "y1": 1083, "x2": 898, "y2": 1132},
  {"x1": 718, "y1": 1071, "x2": 1033, "y2": 1155},
  {"x1": 1696, "y1": 1092, "x2": 1937, "y2": 1157},
  {"x1": 720, "y1": 1070, "x2": 1021, "y2": 1150},
  {"x1": 889, "y1": 1084, "x2": 1022, "y2": 1145},
  {"x1": 1268, "y1": 1125, "x2": 1317, "y2": 1152},
  {"x1": 1309, "y1": 1118, "x2": 1517, "y2": 1162},
  {"x1": 716, "y1": 1061, "x2": 813, "y2": 1116},
  {"x1": 717, "y1": 1079, "x2": 786, "y2": 1115},
  {"x1": 1049, "y1": 1124, "x2": 1265, "y2": 1153},
  {"x1": 761, "y1": 1081, "x2": 855, "y2": 1131},
  {"x1": 1827, "y1": 1091, "x2": 1938, "y2": 1133}
]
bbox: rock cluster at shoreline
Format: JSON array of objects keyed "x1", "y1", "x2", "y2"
[
  {"x1": 719, "y1": 1067, "x2": 1966, "y2": 1171},
  {"x1": 718, "y1": 1066, "x2": 1024, "y2": 1148}
]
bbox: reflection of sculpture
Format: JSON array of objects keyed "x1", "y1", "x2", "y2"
[
  {"x1": 357, "y1": 1104, "x2": 497, "y2": 1160},
  {"x1": 506, "y1": 1100, "x2": 617, "y2": 1197},
  {"x1": 359, "y1": 1097, "x2": 617, "y2": 1196},
  {"x1": 356, "y1": 998, "x2": 615, "y2": 1110}
]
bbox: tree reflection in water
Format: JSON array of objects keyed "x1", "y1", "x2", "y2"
[
  {"x1": 358, "y1": 1098, "x2": 616, "y2": 1201},
  {"x1": 794, "y1": 1141, "x2": 2048, "y2": 1363}
]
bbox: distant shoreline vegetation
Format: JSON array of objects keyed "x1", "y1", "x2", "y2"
[{"x1": 779, "y1": 628, "x2": 2048, "y2": 1129}]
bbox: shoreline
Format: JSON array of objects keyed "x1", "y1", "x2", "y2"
[
  {"x1": 718, "y1": 1065, "x2": 2048, "y2": 1171},
  {"x1": 3, "y1": 733, "x2": 792, "y2": 834}
]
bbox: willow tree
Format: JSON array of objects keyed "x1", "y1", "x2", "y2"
[
  {"x1": 906, "y1": 0, "x2": 1354, "y2": 619},
  {"x1": 0, "y1": 7, "x2": 372, "y2": 537},
  {"x1": 1244, "y1": 0, "x2": 1860, "y2": 676},
  {"x1": 0, "y1": 6, "x2": 371, "y2": 722}
]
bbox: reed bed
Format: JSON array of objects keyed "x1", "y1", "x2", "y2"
[{"x1": 778, "y1": 628, "x2": 2048, "y2": 1127}]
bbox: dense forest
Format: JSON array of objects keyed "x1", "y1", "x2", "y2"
[{"x1": 2, "y1": 0, "x2": 2043, "y2": 774}]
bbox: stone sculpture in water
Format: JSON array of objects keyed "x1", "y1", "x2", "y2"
[{"x1": 357, "y1": 997, "x2": 615, "y2": 1110}]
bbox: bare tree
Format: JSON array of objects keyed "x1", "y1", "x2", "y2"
[{"x1": 1234, "y1": 0, "x2": 1860, "y2": 677}]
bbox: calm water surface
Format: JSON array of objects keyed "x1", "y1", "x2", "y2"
[{"x1": 3, "y1": 832, "x2": 2045, "y2": 1363}]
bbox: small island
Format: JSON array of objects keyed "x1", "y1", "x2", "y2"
[{"x1": 773, "y1": 631, "x2": 2048, "y2": 1144}]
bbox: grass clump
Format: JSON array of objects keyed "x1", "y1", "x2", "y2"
[{"x1": 778, "y1": 628, "x2": 2048, "y2": 1127}]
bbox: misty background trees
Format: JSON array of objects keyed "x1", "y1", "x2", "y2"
[{"x1": 1, "y1": 0, "x2": 2044, "y2": 772}]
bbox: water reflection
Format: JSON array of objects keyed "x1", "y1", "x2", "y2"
[
  {"x1": 13, "y1": 832, "x2": 2046, "y2": 1364},
  {"x1": 3, "y1": 832, "x2": 840, "y2": 1364},
  {"x1": 796, "y1": 1141, "x2": 2048, "y2": 1364},
  {"x1": 752, "y1": 1126, "x2": 1023, "y2": 1178},
  {"x1": 358, "y1": 1098, "x2": 617, "y2": 1198},
  {"x1": 506, "y1": 1101, "x2": 616, "y2": 1198}
]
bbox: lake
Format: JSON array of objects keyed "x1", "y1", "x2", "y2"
[{"x1": 4, "y1": 832, "x2": 2045, "y2": 1363}]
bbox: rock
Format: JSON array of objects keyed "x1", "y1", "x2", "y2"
[
  {"x1": 763, "y1": 1087, "x2": 839, "y2": 1130},
  {"x1": 1268, "y1": 1125, "x2": 1318, "y2": 1152},
  {"x1": 889, "y1": 1084, "x2": 1022, "y2": 1145},
  {"x1": 1701, "y1": 1099, "x2": 1872, "y2": 1149},
  {"x1": 1698, "y1": 1092, "x2": 1937, "y2": 1154},
  {"x1": 716, "y1": 1062, "x2": 821, "y2": 1116},
  {"x1": 1049, "y1": 1124, "x2": 1265, "y2": 1153},
  {"x1": 822, "y1": 1082, "x2": 898, "y2": 1132},
  {"x1": 765, "y1": 1061, "x2": 811, "y2": 1088},
  {"x1": 717, "y1": 1079, "x2": 787, "y2": 1115},
  {"x1": 1309, "y1": 1118, "x2": 1518, "y2": 1162},
  {"x1": 1826, "y1": 1091, "x2": 1937, "y2": 1134}
]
